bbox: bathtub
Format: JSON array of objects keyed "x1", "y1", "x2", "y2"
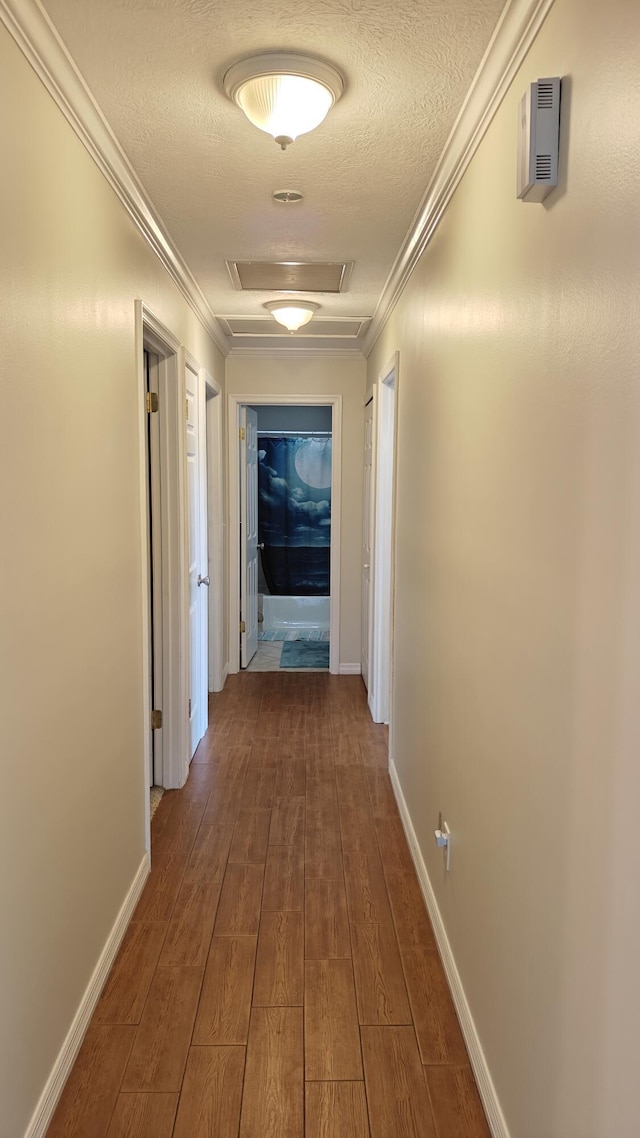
[{"x1": 261, "y1": 595, "x2": 330, "y2": 632}]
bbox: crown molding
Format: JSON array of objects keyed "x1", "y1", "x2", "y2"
[
  {"x1": 363, "y1": 0, "x2": 556, "y2": 357},
  {"x1": 0, "y1": 0, "x2": 230, "y2": 357}
]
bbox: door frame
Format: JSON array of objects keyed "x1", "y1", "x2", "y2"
[
  {"x1": 368, "y1": 353, "x2": 399, "y2": 725},
  {"x1": 361, "y1": 389, "x2": 376, "y2": 688},
  {"x1": 227, "y1": 393, "x2": 343, "y2": 675},
  {"x1": 185, "y1": 351, "x2": 209, "y2": 755},
  {"x1": 205, "y1": 372, "x2": 226, "y2": 692},
  {"x1": 136, "y1": 300, "x2": 190, "y2": 797}
]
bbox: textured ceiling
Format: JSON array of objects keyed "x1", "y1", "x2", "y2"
[{"x1": 41, "y1": 0, "x2": 505, "y2": 334}]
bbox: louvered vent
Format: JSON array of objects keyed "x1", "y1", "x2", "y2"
[
  {"x1": 226, "y1": 261, "x2": 353, "y2": 293},
  {"x1": 537, "y1": 81, "x2": 554, "y2": 109},
  {"x1": 535, "y1": 154, "x2": 552, "y2": 180},
  {"x1": 517, "y1": 77, "x2": 561, "y2": 203}
]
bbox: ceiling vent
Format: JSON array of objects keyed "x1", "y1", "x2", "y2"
[{"x1": 226, "y1": 261, "x2": 353, "y2": 293}]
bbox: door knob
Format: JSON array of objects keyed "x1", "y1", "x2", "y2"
[
  {"x1": 257, "y1": 542, "x2": 265, "y2": 550},
  {"x1": 197, "y1": 574, "x2": 210, "y2": 587}
]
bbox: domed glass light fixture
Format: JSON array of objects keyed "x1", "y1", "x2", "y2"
[
  {"x1": 264, "y1": 300, "x2": 320, "y2": 332},
  {"x1": 224, "y1": 52, "x2": 344, "y2": 150}
]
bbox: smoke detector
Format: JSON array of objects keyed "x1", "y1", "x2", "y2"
[{"x1": 273, "y1": 190, "x2": 304, "y2": 204}]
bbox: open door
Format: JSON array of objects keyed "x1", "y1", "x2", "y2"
[
  {"x1": 369, "y1": 360, "x2": 397, "y2": 724},
  {"x1": 145, "y1": 349, "x2": 163, "y2": 785},
  {"x1": 240, "y1": 406, "x2": 259, "y2": 667},
  {"x1": 186, "y1": 361, "x2": 208, "y2": 756},
  {"x1": 361, "y1": 395, "x2": 374, "y2": 689}
]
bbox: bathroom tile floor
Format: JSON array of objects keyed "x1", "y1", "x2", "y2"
[
  {"x1": 46, "y1": 672, "x2": 490, "y2": 1138},
  {"x1": 247, "y1": 642, "x2": 329, "y2": 672}
]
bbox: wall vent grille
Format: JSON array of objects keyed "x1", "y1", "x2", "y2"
[
  {"x1": 535, "y1": 154, "x2": 552, "y2": 179},
  {"x1": 517, "y1": 76, "x2": 561, "y2": 203},
  {"x1": 537, "y1": 81, "x2": 554, "y2": 109}
]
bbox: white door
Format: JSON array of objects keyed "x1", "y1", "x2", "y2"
[
  {"x1": 240, "y1": 407, "x2": 259, "y2": 667},
  {"x1": 145, "y1": 350, "x2": 163, "y2": 785},
  {"x1": 361, "y1": 396, "x2": 374, "y2": 688},
  {"x1": 186, "y1": 362, "x2": 208, "y2": 757},
  {"x1": 370, "y1": 369, "x2": 396, "y2": 724}
]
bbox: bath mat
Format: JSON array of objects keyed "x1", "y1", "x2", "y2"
[
  {"x1": 150, "y1": 786, "x2": 164, "y2": 820},
  {"x1": 280, "y1": 640, "x2": 330, "y2": 669}
]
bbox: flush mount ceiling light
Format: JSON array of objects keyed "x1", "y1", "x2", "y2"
[
  {"x1": 264, "y1": 299, "x2": 320, "y2": 332},
  {"x1": 224, "y1": 52, "x2": 344, "y2": 150}
]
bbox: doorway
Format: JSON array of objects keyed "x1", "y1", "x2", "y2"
[
  {"x1": 228, "y1": 394, "x2": 343, "y2": 675},
  {"x1": 144, "y1": 346, "x2": 162, "y2": 790},
  {"x1": 138, "y1": 303, "x2": 189, "y2": 817},
  {"x1": 255, "y1": 406, "x2": 333, "y2": 672}
]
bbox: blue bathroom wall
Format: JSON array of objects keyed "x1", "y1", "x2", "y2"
[{"x1": 258, "y1": 435, "x2": 332, "y2": 596}]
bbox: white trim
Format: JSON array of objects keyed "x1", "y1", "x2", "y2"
[
  {"x1": 389, "y1": 761, "x2": 510, "y2": 1138},
  {"x1": 24, "y1": 854, "x2": 150, "y2": 1138},
  {"x1": 137, "y1": 302, "x2": 190, "y2": 791},
  {"x1": 339, "y1": 663, "x2": 362, "y2": 675},
  {"x1": 221, "y1": 662, "x2": 230, "y2": 687},
  {"x1": 227, "y1": 394, "x2": 342, "y2": 676},
  {"x1": 364, "y1": 0, "x2": 556, "y2": 355},
  {"x1": 205, "y1": 373, "x2": 226, "y2": 693},
  {"x1": 0, "y1": 0, "x2": 229, "y2": 357},
  {"x1": 135, "y1": 306, "x2": 153, "y2": 847}
]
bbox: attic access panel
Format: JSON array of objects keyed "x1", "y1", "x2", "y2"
[
  {"x1": 226, "y1": 261, "x2": 353, "y2": 293},
  {"x1": 219, "y1": 315, "x2": 369, "y2": 338}
]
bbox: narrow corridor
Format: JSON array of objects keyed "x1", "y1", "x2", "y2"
[{"x1": 47, "y1": 673, "x2": 490, "y2": 1138}]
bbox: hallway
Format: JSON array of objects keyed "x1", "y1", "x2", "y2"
[{"x1": 47, "y1": 673, "x2": 489, "y2": 1138}]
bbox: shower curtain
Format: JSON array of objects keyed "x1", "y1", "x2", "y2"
[{"x1": 258, "y1": 435, "x2": 331, "y2": 596}]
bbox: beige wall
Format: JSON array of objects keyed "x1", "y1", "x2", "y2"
[
  {"x1": 226, "y1": 355, "x2": 366, "y2": 668},
  {"x1": 0, "y1": 25, "x2": 225, "y2": 1138},
  {"x1": 368, "y1": 1, "x2": 640, "y2": 1134}
]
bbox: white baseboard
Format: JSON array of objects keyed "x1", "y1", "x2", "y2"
[
  {"x1": 222, "y1": 662, "x2": 230, "y2": 686},
  {"x1": 24, "y1": 853, "x2": 150, "y2": 1138},
  {"x1": 339, "y1": 663, "x2": 362, "y2": 675},
  {"x1": 389, "y1": 761, "x2": 510, "y2": 1138}
]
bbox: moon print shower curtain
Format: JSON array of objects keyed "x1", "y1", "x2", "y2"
[{"x1": 257, "y1": 436, "x2": 332, "y2": 596}]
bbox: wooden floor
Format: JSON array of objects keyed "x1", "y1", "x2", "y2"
[{"x1": 47, "y1": 672, "x2": 490, "y2": 1138}]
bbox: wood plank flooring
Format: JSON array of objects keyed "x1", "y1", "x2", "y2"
[{"x1": 46, "y1": 672, "x2": 490, "y2": 1138}]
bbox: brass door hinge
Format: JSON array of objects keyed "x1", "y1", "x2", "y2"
[
  {"x1": 239, "y1": 426, "x2": 245, "y2": 441},
  {"x1": 185, "y1": 398, "x2": 189, "y2": 421},
  {"x1": 151, "y1": 709, "x2": 163, "y2": 729},
  {"x1": 240, "y1": 620, "x2": 246, "y2": 633},
  {"x1": 188, "y1": 698, "x2": 192, "y2": 717},
  {"x1": 146, "y1": 391, "x2": 159, "y2": 414}
]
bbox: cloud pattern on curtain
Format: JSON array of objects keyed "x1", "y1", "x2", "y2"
[{"x1": 258, "y1": 436, "x2": 331, "y2": 596}]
